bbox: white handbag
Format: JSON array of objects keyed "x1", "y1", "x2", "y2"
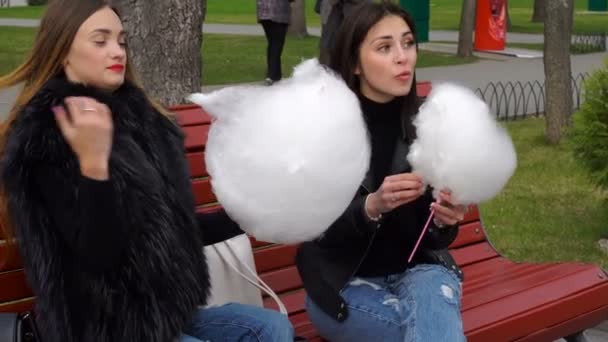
[{"x1": 203, "y1": 234, "x2": 287, "y2": 315}]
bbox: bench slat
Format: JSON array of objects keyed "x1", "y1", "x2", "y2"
[
  {"x1": 0, "y1": 99, "x2": 604, "y2": 342},
  {"x1": 0, "y1": 269, "x2": 32, "y2": 303},
  {"x1": 263, "y1": 289, "x2": 306, "y2": 316},
  {"x1": 463, "y1": 265, "x2": 608, "y2": 341},
  {"x1": 183, "y1": 125, "x2": 209, "y2": 152},
  {"x1": 451, "y1": 242, "x2": 498, "y2": 267},
  {"x1": 462, "y1": 262, "x2": 597, "y2": 311},
  {"x1": 459, "y1": 256, "x2": 509, "y2": 278},
  {"x1": 462, "y1": 258, "x2": 558, "y2": 290},
  {"x1": 259, "y1": 265, "x2": 302, "y2": 296},
  {"x1": 250, "y1": 238, "x2": 273, "y2": 249},
  {"x1": 515, "y1": 304, "x2": 608, "y2": 342},
  {"x1": 468, "y1": 282, "x2": 608, "y2": 342},
  {"x1": 288, "y1": 311, "x2": 312, "y2": 328},
  {"x1": 416, "y1": 81, "x2": 432, "y2": 98},
  {"x1": 187, "y1": 152, "x2": 207, "y2": 178},
  {"x1": 0, "y1": 298, "x2": 35, "y2": 313},
  {"x1": 0, "y1": 243, "x2": 22, "y2": 271},
  {"x1": 172, "y1": 105, "x2": 212, "y2": 126},
  {"x1": 191, "y1": 179, "x2": 216, "y2": 206},
  {"x1": 450, "y1": 221, "x2": 487, "y2": 249},
  {"x1": 254, "y1": 244, "x2": 299, "y2": 274},
  {"x1": 461, "y1": 205, "x2": 480, "y2": 224}
]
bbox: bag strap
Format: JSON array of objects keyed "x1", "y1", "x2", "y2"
[
  {"x1": 212, "y1": 240, "x2": 288, "y2": 315},
  {"x1": 20, "y1": 311, "x2": 41, "y2": 342}
]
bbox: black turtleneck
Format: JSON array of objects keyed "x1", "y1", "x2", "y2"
[
  {"x1": 296, "y1": 94, "x2": 461, "y2": 320},
  {"x1": 359, "y1": 95, "x2": 403, "y2": 189}
]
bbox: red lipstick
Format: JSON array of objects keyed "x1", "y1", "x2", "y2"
[{"x1": 108, "y1": 64, "x2": 124, "y2": 72}]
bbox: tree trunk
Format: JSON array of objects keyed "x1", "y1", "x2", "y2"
[
  {"x1": 532, "y1": 0, "x2": 546, "y2": 23},
  {"x1": 543, "y1": 0, "x2": 574, "y2": 144},
  {"x1": 457, "y1": 0, "x2": 477, "y2": 57},
  {"x1": 109, "y1": 0, "x2": 204, "y2": 106},
  {"x1": 288, "y1": 0, "x2": 308, "y2": 38}
]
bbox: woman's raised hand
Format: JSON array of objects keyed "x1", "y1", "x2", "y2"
[
  {"x1": 52, "y1": 96, "x2": 114, "y2": 180},
  {"x1": 432, "y1": 189, "x2": 468, "y2": 227},
  {"x1": 365, "y1": 173, "x2": 425, "y2": 219}
]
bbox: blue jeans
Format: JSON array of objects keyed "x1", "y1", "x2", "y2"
[
  {"x1": 306, "y1": 264, "x2": 466, "y2": 342},
  {"x1": 180, "y1": 303, "x2": 294, "y2": 341}
]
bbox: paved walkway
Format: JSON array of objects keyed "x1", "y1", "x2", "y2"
[
  {"x1": 1, "y1": 18, "x2": 543, "y2": 42},
  {"x1": 1, "y1": 19, "x2": 607, "y2": 114},
  {"x1": 0, "y1": 18, "x2": 607, "y2": 341},
  {"x1": 1, "y1": 19, "x2": 606, "y2": 112}
]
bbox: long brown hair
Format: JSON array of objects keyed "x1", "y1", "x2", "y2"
[
  {"x1": 0, "y1": 0, "x2": 166, "y2": 249},
  {"x1": 329, "y1": 2, "x2": 421, "y2": 143}
]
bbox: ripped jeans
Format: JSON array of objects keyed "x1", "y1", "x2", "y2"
[{"x1": 305, "y1": 264, "x2": 466, "y2": 342}]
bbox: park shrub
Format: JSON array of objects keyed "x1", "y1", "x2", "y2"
[{"x1": 572, "y1": 59, "x2": 608, "y2": 191}]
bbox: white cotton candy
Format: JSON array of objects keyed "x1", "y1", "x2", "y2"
[
  {"x1": 188, "y1": 59, "x2": 370, "y2": 243},
  {"x1": 407, "y1": 83, "x2": 517, "y2": 205}
]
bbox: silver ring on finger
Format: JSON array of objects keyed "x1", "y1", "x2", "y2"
[{"x1": 79, "y1": 99, "x2": 95, "y2": 112}]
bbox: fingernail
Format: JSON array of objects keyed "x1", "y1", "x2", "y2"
[{"x1": 51, "y1": 106, "x2": 61, "y2": 114}]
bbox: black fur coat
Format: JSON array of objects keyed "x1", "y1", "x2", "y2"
[{"x1": 1, "y1": 77, "x2": 210, "y2": 342}]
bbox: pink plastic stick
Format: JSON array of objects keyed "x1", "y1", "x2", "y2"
[{"x1": 408, "y1": 209, "x2": 435, "y2": 263}]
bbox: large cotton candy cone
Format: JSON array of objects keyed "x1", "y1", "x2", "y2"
[
  {"x1": 188, "y1": 59, "x2": 370, "y2": 243},
  {"x1": 407, "y1": 82, "x2": 517, "y2": 205}
]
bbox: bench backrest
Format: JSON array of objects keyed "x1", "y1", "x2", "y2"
[
  {"x1": 4, "y1": 84, "x2": 608, "y2": 342},
  {"x1": 0, "y1": 81, "x2": 490, "y2": 313}
]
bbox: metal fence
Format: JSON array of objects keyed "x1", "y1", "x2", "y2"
[
  {"x1": 571, "y1": 32, "x2": 607, "y2": 54},
  {"x1": 474, "y1": 72, "x2": 590, "y2": 120}
]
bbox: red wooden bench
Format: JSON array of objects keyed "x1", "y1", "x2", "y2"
[{"x1": 2, "y1": 82, "x2": 608, "y2": 341}]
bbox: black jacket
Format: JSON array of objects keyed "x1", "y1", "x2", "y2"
[
  {"x1": 296, "y1": 132, "x2": 462, "y2": 323},
  {"x1": 1, "y1": 77, "x2": 241, "y2": 342}
]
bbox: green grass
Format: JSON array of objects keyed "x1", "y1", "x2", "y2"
[
  {"x1": 433, "y1": 40, "x2": 547, "y2": 51},
  {"x1": 1, "y1": 0, "x2": 606, "y2": 34},
  {"x1": 0, "y1": 5, "x2": 44, "y2": 19},
  {"x1": 207, "y1": 0, "x2": 321, "y2": 27},
  {"x1": 1, "y1": 25, "x2": 606, "y2": 269},
  {"x1": 508, "y1": 42, "x2": 607, "y2": 55},
  {"x1": 0, "y1": 26, "x2": 36, "y2": 76},
  {"x1": 481, "y1": 117, "x2": 608, "y2": 268},
  {"x1": 431, "y1": 40, "x2": 604, "y2": 55},
  {"x1": 201, "y1": 34, "x2": 322, "y2": 85},
  {"x1": 0, "y1": 27, "x2": 475, "y2": 85},
  {"x1": 0, "y1": 1, "x2": 320, "y2": 25},
  {"x1": 202, "y1": 34, "x2": 475, "y2": 85},
  {"x1": 507, "y1": 42, "x2": 545, "y2": 51},
  {"x1": 431, "y1": 0, "x2": 608, "y2": 34}
]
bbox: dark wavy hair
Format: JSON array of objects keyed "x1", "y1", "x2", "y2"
[{"x1": 329, "y1": 2, "x2": 421, "y2": 143}]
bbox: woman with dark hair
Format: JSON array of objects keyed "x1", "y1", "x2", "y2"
[
  {"x1": 317, "y1": 0, "x2": 371, "y2": 65},
  {"x1": 0, "y1": 1, "x2": 293, "y2": 341},
  {"x1": 296, "y1": 3, "x2": 467, "y2": 341}
]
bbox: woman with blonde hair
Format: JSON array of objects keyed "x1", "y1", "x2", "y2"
[{"x1": 0, "y1": 1, "x2": 293, "y2": 341}]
